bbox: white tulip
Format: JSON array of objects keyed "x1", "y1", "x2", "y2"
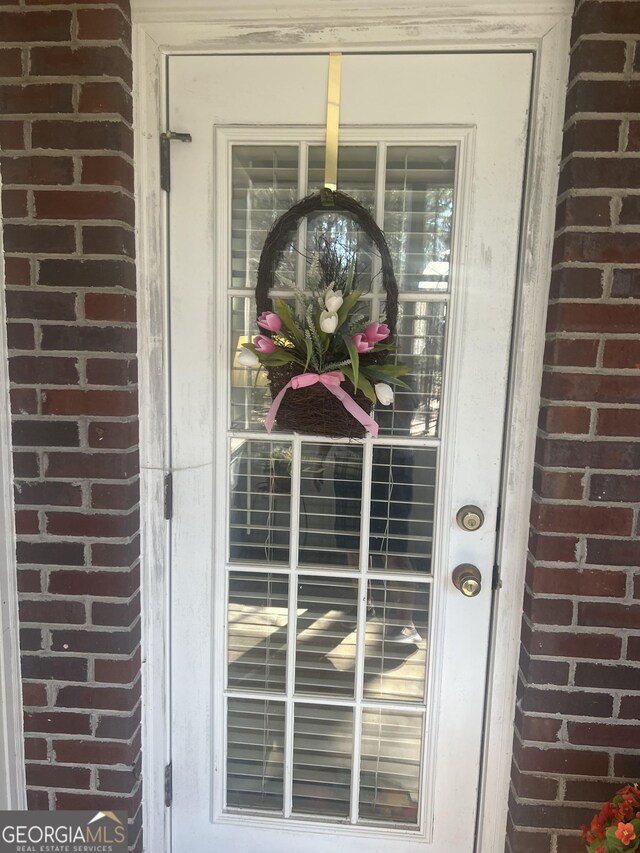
[
  {"x1": 319, "y1": 310, "x2": 339, "y2": 334},
  {"x1": 324, "y1": 288, "x2": 344, "y2": 313},
  {"x1": 238, "y1": 348, "x2": 260, "y2": 368},
  {"x1": 374, "y1": 382, "x2": 394, "y2": 406}
]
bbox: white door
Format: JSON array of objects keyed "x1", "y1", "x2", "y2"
[{"x1": 167, "y1": 53, "x2": 532, "y2": 853}]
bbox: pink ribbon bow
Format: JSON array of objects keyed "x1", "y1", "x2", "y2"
[{"x1": 265, "y1": 370, "x2": 379, "y2": 437}]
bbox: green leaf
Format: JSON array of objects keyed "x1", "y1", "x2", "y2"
[
  {"x1": 274, "y1": 298, "x2": 304, "y2": 345},
  {"x1": 259, "y1": 348, "x2": 304, "y2": 367},
  {"x1": 361, "y1": 365, "x2": 411, "y2": 389},
  {"x1": 341, "y1": 333, "x2": 360, "y2": 390},
  {"x1": 336, "y1": 290, "x2": 363, "y2": 330},
  {"x1": 343, "y1": 365, "x2": 377, "y2": 404},
  {"x1": 304, "y1": 335, "x2": 313, "y2": 372}
]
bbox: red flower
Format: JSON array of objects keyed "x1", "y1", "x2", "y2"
[
  {"x1": 595, "y1": 846, "x2": 606, "y2": 853},
  {"x1": 615, "y1": 822, "x2": 637, "y2": 846}
]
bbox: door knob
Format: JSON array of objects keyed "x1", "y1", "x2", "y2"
[
  {"x1": 456, "y1": 505, "x2": 485, "y2": 531},
  {"x1": 452, "y1": 564, "x2": 482, "y2": 597}
]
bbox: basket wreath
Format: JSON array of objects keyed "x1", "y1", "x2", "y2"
[{"x1": 237, "y1": 190, "x2": 409, "y2": 438}]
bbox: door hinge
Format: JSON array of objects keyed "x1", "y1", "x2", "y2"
[
  {"x1": 164, "y1": 761, "x2": 173, "y2": 808},
  {"x1": 492, "y1": 563, "x2": 502, "y2": 591},
  {"x1": 164, "y1": 472, "x2": 173, "y2": 520},
  {"x1": 160, "y1": 131, "x2": 192, "y2": 192}
]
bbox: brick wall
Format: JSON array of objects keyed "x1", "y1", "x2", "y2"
[
  {"x1": 0, "y1": 2, "x2": 141, "y2": 849},
  {"x1": 507, "y1": 2, "x2": 640, "y2": 852}
]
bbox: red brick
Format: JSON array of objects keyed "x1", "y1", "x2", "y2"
[
  {"x1": 40, "y1": 325, "x2": 136, "y2": 354},
  {"x1": 85, "y1": 292, "x2": 136, "y2": 322},
  {"x1": 2, "y1": 188, "x2": 28, "y2": 216},
  {"x1": 586, "y1": 538, "x2": 639, "y2": 567},
  {"x1": 556, "y1": 195, "x2": 610, "y2": 228},
  {"x1": 620, "y1": 196, "x2": 640, "y2": 225},
  {"x1": 21, "y1": 655, "x2": 87, "y2": 681},
  {"x1": 529, "y1": 532, "x2": 579, "y2": 563},
  {"x1": 525, "y1": 595, "x2": 573, "y2": 626},
  {"x1": 19, "y1": 598, "x2": 86, "y2": 625},
  {"x1": 628, "y1": 121, "x2": 640, "y2": 153},
  {"x1": 568, "y1": 721, "x2": 640, "y2": 749},
  {"x1": 91, "y1": 536, "x2": 139, "y2": 568},
  {"x1": 79, "y1": 81, "x2": 132, "y2": 121},
  {"x1": 0, "y1": 119, "x2": 24, "y2": 150},
  {"x1": 545, "y1": 339, "x2": 599, "y2": 367},
  {"x1": 575, "y1": 662, "x2": 640, "y2": 690},
  {"x1": 91, "y1": 481, "x2": 139, "y2": 511},
  {"x1": 0, "y1": 10, "x2": 72, "y2": 41},
  {"x1": 514, "y1": 743, "x2": 609, "y2": 776},
  {"x1": 25, "y1": 711, "x2": 91, "y2": 735},
  {"x1": 521, "y1": 687, "x2": 613, "y2": 718},
  {"x1": 81, "y1": 155, "x2": 133, "y2": 189},
  {"x1": 17, "y1": 569, "x2": 41, "y2": 593},
  {"x1": 22, "y1": 682, "x2": 47, "y2": 707},
  {"x1": 26, "y1": 763, "x2": 91, "y2": 790},
  {"x1": 6, "y1": 289, "x2": 76, "y2": 321},
  {"x1": 10, "y1": 356, "x2": 78, "y2": 385},
  {"x1": 32, "y1": 120, "x2": 132, "y2": 156},
  {"x1": 574, "y1": 2, "x2": 640, "y2": 36},
  {"x1": 24, "y1": 738, "x2": 47, "y2": 761},
  {"x1": 1, "y1": 155, "x2": 74, "y2": 186},
  {"x1": 56, "y1": 683, "x2": 139, "y2": 712},
  {"x1": 620, "y1": 696, "x2": 640, "y2": 720},
  {"x1": 53, "y1": 738, "x2": 137, "y2": 767},
  {"x1": 614, "y1": 753, "x2": 640, "y2": 777},
  {"x1": 35, "y1": 189, "x2": 134, "y2": 224},
  {"x1": 45, "y1": 450, "x2": 138, "y2": 480},
  {"x1": 549, "y1": 301, "x2": 640, "y2": 334},
  {"x1": 15, "y1": 510, "x2": 39, "y2": 534},
  {"x1": 567, "y1": 79, "x2": 640, "y2": 114},
  {"x1": 88, "y1": 420, "x2": 138, "y2": 449},
  {"x1": 4, "y1": 255, "x2": 30, "y2": 285},
  {"x1": 557, "y1": 835, "x2": 593, "y2": 853},
  {"x1": 529, "y1": 567, "x2": 627, "y2": 597},
  {"x1": 532, "y1": 503, "x2": 633, "y2": 536},
  {"x1": 558, "y1": 157, "x2": 640, "y2": 194},
  {"x1": 3, "y1": 224, "x2": 75, "y2": 254},
  {"x1": 51, "y1": 625, "x2": 139, "y2": 655},
  {"x1": 612, "y1": 268, "x2": 640, "y2": 299},
  {"x1": 7, "y1": 323, "x2": 35, "y2": 350},
  {"x1": 0, "y1": 47, "x2": 21, "y2": 76},
  {"x1": 530, "y1": 630, "x2": 621, "y2": 659},
  {"x1": 21, "y1": 628, "x2": 43, "y2": 651},
  {"x1": 0, "y1": 84, "x2": 73, "y2": 114},
  {"x1": 94, "y1": 649, "x2": 140, "y2": 684},
  {"x1": 82, "y1": 225, "x2": 135, "y2": 257},
  {"x1": 47, "y1": 509, "x2": 138, "y2": 538},
  {"x1": 507, "y1": 823, "x2": 553, "y2": 853},
  {"x1": 12, "y1": 419, "x2": 79, "y2": 447},
  {"x1": 48, "y1": 566, "x2": 139, "y2": 598},
  {"x1": 539, "y1": 439, "x2": 640, "y2": 470},
  {"x1": 549, "y1": 267, "x2": 603, "y2": 299},
  {"x1": 30, "y1": 46, "x2": 132, "y2": 85},
  {"x1": 520, "y1": 715, "x2": 561, "y2": 743},
  {"x1": 562, "y1": 120, "x2": 620, "y2": 156},
  {"x1": 542, "y1": 372, "x2": 640, "y2": 405},
  {"x1": 533, "y1": 469, "x2": 584, "y2": 501},
  {"x1": 578, "y1": 601, "x2": 640, "y2": 629},
  {"x1": 86, "y1": 358, "x2": 137, "y2": 387},
  {"x1": 97, "y1": 766, "x2": 137, "y2": 794},
  {"x1": 12, "y1": 451, "x2": 39, "y2": 477},
  {"x1": 538, "y1": 405, "x2": 590, "y2": 434},
  {"x1": 42, "y1": 389, "x2": 137, "y2": 417},
  {"x1": 509, "y1": 799, "x2": 593, "y2": 831},
  {"x1": 596, "y1": 408, "x2": 640, "y2": 437},
  {"x1": 569, "y1": 38, "x2": 627, "y2": 74},
  {"x1": 55, "y1": 791, "x2": 137, "y2": 814},
  {"x1": 95, "y1": 707, "x2": 141, "y2": 741},
  {"x1": 563, "y1": 780, "x2": 621, "y2": 804},
  {"x1": 92, "y1": 593, "x2": 139, "y2": 628},
  {"x1": 603, "y1": 339, "x2": 640, "y2": 369},
  {"x1": 38, "y1": 257, "x2": 136, "y2": 290},
  {"x1": 77, "y1": 7, "x2": 130, "y2": 42},
  {"x1": 14, "y1": 481, "x2": 82, "y2": 508},
  {"x1": 26, "y1": 790, "x2": 49, "y2": 809},
  {"x1": 590, "y1": 473, "x2": 640, "y2": 503},
  {"x1": 511, "y1": 767, "x2": 559, "y2": 801},
  {"x1": 16, "y1": 540, "x2": 84, "y2": 566}
]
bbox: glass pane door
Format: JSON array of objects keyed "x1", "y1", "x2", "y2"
[{"x1": 223, "y1": 141, "x2": 455, "y2": 829}]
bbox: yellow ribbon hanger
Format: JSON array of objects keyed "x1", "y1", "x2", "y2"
[{"x1": 323, "y1": 53, "x2": 342, "y2": 194}]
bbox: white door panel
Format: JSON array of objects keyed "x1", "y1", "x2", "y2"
[{"x1": 168, "y1": 53, "x2": 532, "y2": 853}]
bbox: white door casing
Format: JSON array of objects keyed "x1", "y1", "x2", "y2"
[{"x1": 167, "y1": 52, "x2": 532, "y2": 852}]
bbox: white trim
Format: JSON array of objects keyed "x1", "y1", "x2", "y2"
[
  {"x1": 0, "y1": 180, "x2": 27, "y2": 810},
  {"x1": 133, "y1": 11, "x2": 571, "y2": 853}
]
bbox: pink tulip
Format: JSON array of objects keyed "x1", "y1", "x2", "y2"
[
  {"x1": 364, "y1": 322, "x2": 390, "y2": 343},
  {"x1": 352, "y1": 333, "x2": 374, "y2": 353},
  {"x1": 257, "y1": 311, "x2": 282, "y2": 333},
  {"x1": 254, "y1": 335, "x2": 276, "y2": 354}
]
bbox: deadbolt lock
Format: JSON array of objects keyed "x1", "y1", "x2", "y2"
[
  {"x1": 456, "y1": 505, "x2": 485, "y2": 531},
  {"x1": 452, "y1": 564, "x2": 482, "y2": 597}
]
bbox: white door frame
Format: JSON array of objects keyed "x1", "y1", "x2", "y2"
[
  {"x1": 0, "y1": 192, "x2": 27, "y2": 811},
  {"x1": 131, "y1": 4, "x2": 572, "y2": 852}
]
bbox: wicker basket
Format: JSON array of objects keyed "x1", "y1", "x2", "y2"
[{"x1": 255, "y1": 190, "x2": 399, "y2": 438}]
